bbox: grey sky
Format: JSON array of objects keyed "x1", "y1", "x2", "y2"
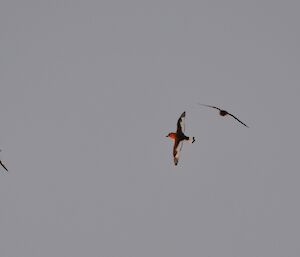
[{"x1": 0, "y1": 0, "x2": 300, "y2": 256}]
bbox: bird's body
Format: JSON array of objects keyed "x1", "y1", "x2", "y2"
[
  {"x1": 198, "y1": 104, "x2": 249, "y2": 128},
  {"x1": 219, "y1": 109, "x2": 228, "y2": 116},
  {"x1": 166, "y1": 111, "x2": 195, "y2": 166}
]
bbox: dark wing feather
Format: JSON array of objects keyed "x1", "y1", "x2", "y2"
[
  {"x1": 198, "y1": 104, "x2": 221, "y2": 111},
  {"x1": 0, "y1": 160, "x2": 8, "y2": 172},
  {"x1": 176, "y1": 111, "x2": 185, "y2": 134},
  {"x1": 228, "y1": 113, "x2": 249, "y2": 128}
]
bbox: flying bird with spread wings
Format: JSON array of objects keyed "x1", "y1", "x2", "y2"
[
  {"x1": 166, "y1": 111, "x2": 195, "y2": 166},
  {"x1": 198, "y1": 104, "x2": 249, "y2": 128}
]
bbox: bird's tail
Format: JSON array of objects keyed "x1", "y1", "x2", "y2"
[{"x1": 188, "y1": 137, "x2": 195, "y2": 143}]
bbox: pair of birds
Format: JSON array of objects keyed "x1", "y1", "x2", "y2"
[{"x1": 166, "y1": 104, "x2": 249, "y2": 166}]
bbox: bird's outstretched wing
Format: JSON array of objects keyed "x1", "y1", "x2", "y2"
[
  {"x1": 0, "y1": 160, "x2": 8, "y2": 172},
  {"x1": 173, "y1": 139, "x2": 183, "y2": 166},
  {"x1": 176, "y1": 111, "x2": 185, "y2": 134},
  {"x1": 198, "y1": 103, "x2": 221, "y2": 111},
  {"x1": 228, "y1": 113, "x2": 249, "y2": 128}
]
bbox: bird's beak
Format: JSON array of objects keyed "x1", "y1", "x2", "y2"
[{"x1": 166, "y1": 135, "x2": 169, "y2": 137}]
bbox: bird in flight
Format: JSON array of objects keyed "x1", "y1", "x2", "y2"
[
  {"x1": 0, "y1": 160, "x2": 8, "y2": 172},
  {"x1": 166, "y1": 111, "x2": 195, "y2": 166},
  {"x1": 198, "y1": 104, "x2": 249, "y2": 128}
]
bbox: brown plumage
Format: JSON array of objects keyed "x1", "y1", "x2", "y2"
[{"x1": 198, "y1": 104, "x2": 249, "y2": 128}]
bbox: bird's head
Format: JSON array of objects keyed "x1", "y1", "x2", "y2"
[{"x1": 166, "y1": 132, "x2": 176, "y2": 140}]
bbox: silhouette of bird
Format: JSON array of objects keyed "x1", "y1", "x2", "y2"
[
  {"x1": 198, "y1": 104, "x2": 249, "y2": 128},
  {"x1": 166, "y1": 111, "x2": 195, "y2": 165}
]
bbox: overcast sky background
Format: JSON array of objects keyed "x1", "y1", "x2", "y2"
[{"x1": 0, "y1": 0, "x2": 300, "y2": 256}]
